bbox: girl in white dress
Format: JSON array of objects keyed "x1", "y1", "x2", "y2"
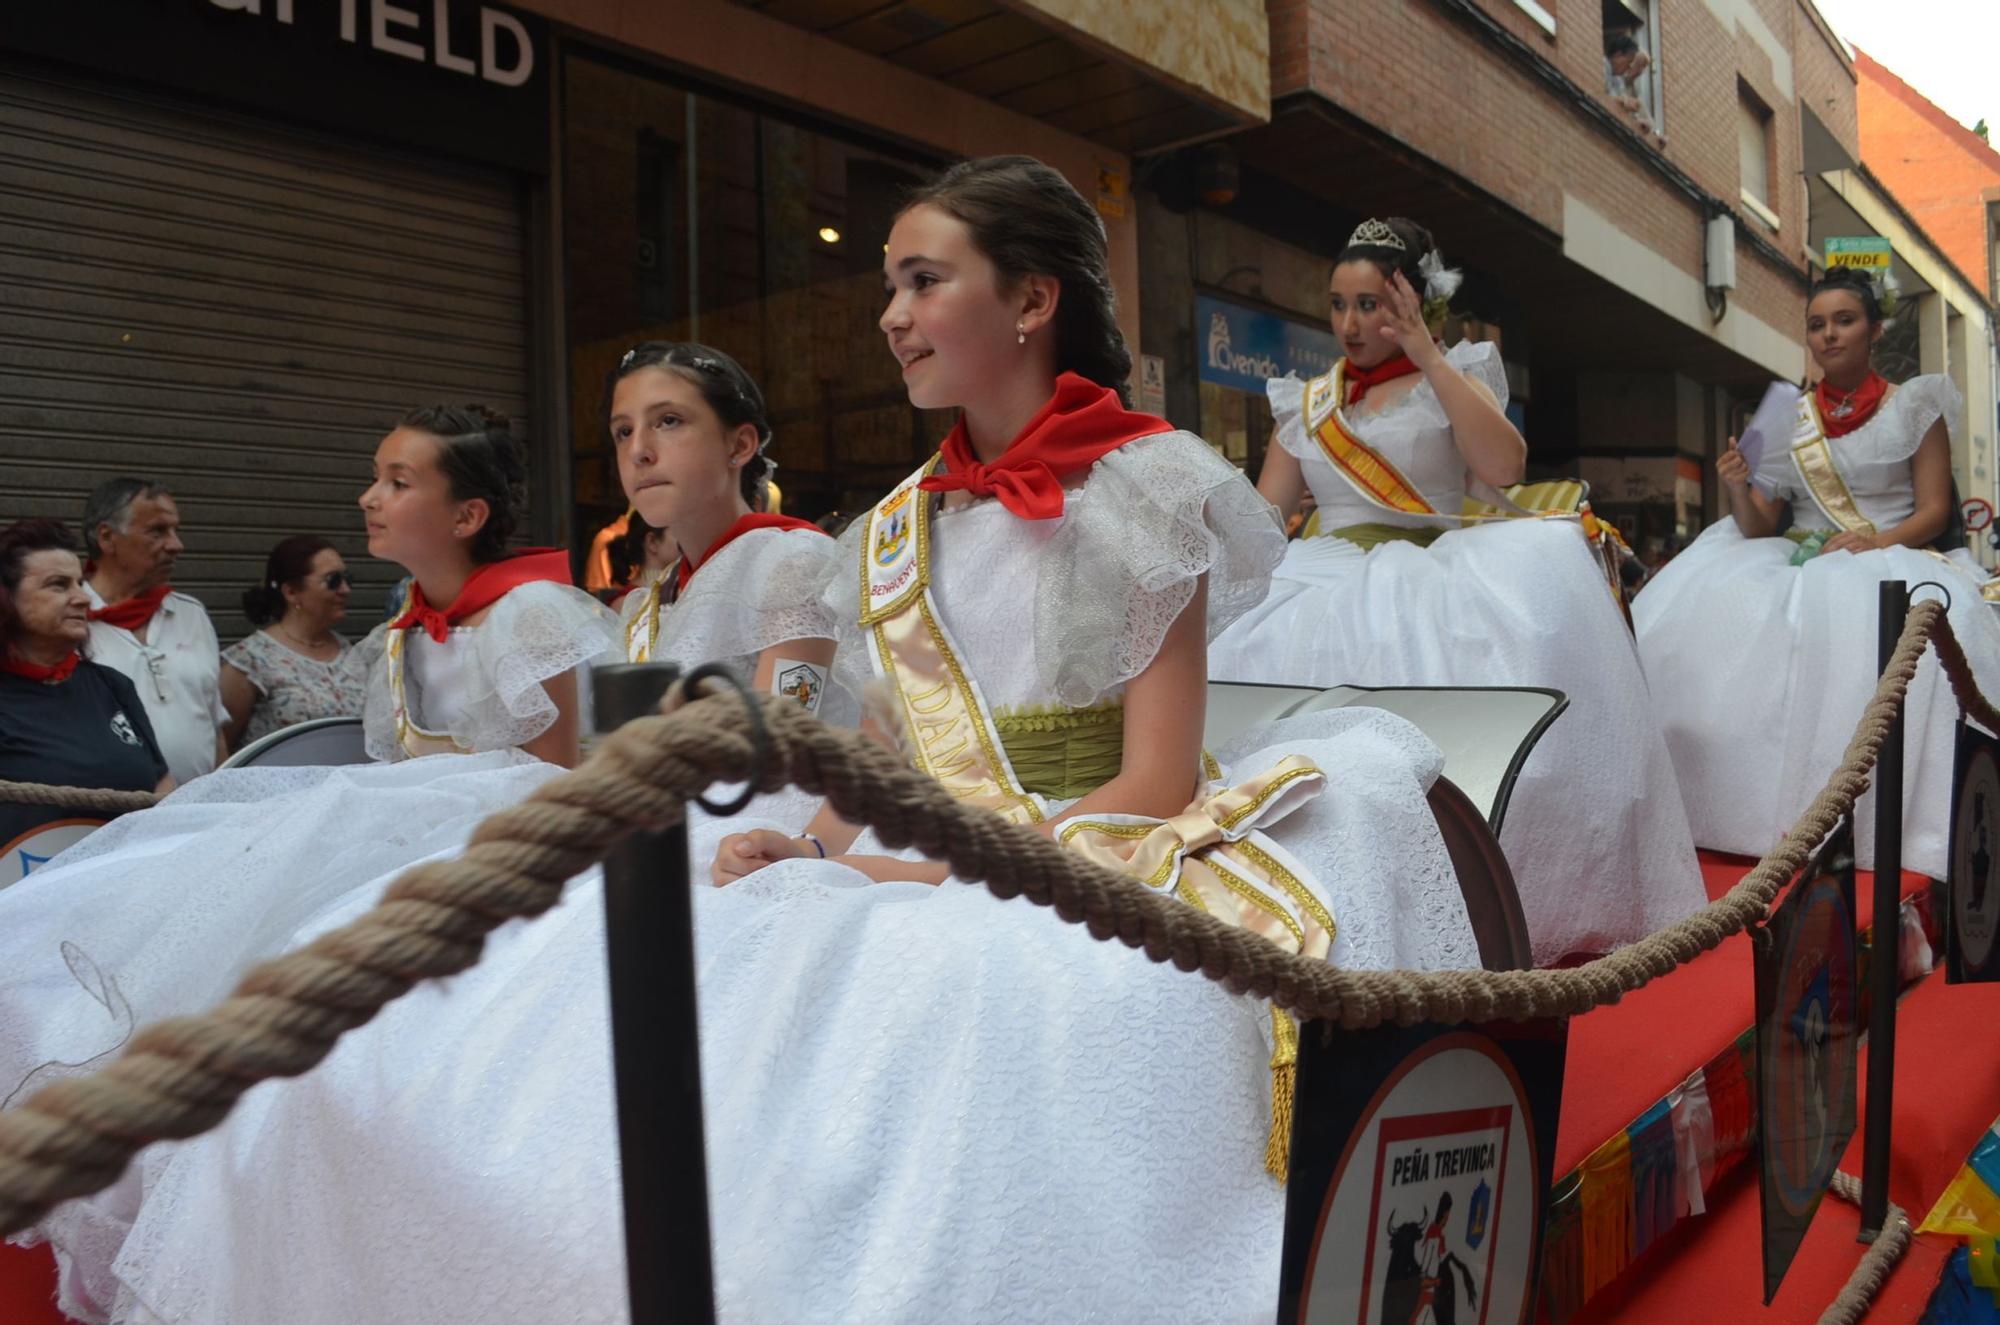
[
  {"x1": 1209, "y1": 217, "x2": 1704, "y2": 965},
  {"x1": 97, "y1": 158, "x2": 1478, "y2": 1325},
  {"x1": 1634, "y1": 266, "x2": 2000, "y2": 877},
  {"x1": 0, "y1": 406, "x2": 619, "y2": 1320}
]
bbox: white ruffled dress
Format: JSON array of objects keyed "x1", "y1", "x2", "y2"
[
  {"x1": 1208, "y1": 341, "x2": 1705, "y2": 964},
  {"x1": 0, "y1": 580, "x2": 619, "y2": 1322},
  {"x1": 97, "y1": 433, "x2": 1477, "y2": 1325},
  {"x1": 1634, "y1": 375, "x2": 2000, "y2": 876}
]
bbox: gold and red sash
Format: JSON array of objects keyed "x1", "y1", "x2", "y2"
[
  {"x1": 1060, "y1": 754, "x2": 1336, "y2": 1178},
  {"x1": 1789, "y1": 393, "x2": 1878, "y2": 538},
  {"x1": 860, "y1": 460, "x2": 1047, "y2": 826},
  {"x1": 1308, "y1": 363, "x2": 1445, "y2": 520}
]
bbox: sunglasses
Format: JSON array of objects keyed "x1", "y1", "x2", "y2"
[{"x1": 320, "y1": 570, "x2": 351, "y2": 591}]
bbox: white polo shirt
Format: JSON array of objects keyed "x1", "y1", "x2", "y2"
[{"x1": 85, "y1": 585, "x2": 228, "y2": 784}]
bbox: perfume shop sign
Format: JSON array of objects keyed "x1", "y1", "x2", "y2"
[{"x1": 3, "y1": 0, "x2": 550, "y2": 170}]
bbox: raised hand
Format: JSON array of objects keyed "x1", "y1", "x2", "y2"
[
  {"x1": 1378, "y1": 270, "x2": 1443, "y2": 368},
  {"x1": 1717, "y1": 436, "x2": 1750, "y2": 489}
]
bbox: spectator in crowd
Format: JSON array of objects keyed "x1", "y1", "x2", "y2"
[
  {"x1": 0, "y1": 518, "x2": 170, "y2": 866},
  {"x1": 80, "y1": 478, "x2": 228, "y2": 784},
  {"x1": 219, "y1": 535, "x2": 368, "y2": 750},
  {"x1": 604, "y1": 512, "x2": 677, "y2": 609}
]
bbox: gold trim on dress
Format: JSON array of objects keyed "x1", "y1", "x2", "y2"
[
  {"x1": 1790, "y1": 394, "x2": 1879, "y2": 537},
  {"x1": 386, "y1": 628, "x2": 474, "y2": 759}
]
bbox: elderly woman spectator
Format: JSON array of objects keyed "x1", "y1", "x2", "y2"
[
  {"x1": 0, "y1": 519, "x2": 171, "y2": 869},
  {"x1": 219, "y1": 536, "x2": 367, "y2": 750}
]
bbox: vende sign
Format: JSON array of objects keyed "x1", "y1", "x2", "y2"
[{"x1": 205, "y1": 0, "x2": 535, "y2": 87}]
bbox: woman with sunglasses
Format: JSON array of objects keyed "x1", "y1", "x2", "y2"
[{"x1": 219, "y1": 536, "x2": 368, "y2": 750}]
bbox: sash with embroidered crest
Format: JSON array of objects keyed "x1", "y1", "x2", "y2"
[
  {"x1": 1788, "y1": 393, "x2": 1878, "y2": 537},
  {"x1": 859, "y1": 458, "x2": 1047, "y2": 826}
]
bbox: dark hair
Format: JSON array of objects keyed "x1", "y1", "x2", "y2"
[
  {"x1": 901, "y1": 155, "x2": 1135, "y2": 404},
  {"x1": 80, "y1": 477, "x2": 171, "y2": 559},
  {"x1": 602, "y1": 342, "x2": 774, "y2": 507},
  {"x1": 1809, "y1": 266, "x2": 1884, "y2": 325},
  {"x1": 1335, "y1": 216, "x2": 1442, "y2": 304},
  {"x1": 1606, "y1": 34, "x2": 1640, "y2": 58},
  {"x1": 241, "y1": 534, "x2": 337, "y2": 626},
  {"x1": 0, "y1": 518, "x2": 86, "y2": 662},
  {"x1": 397, "y1": 404, "x2": 526, "y2": 563},
  {"x1": 607, "y1": 511, "x2": 661, "y2": 588}
]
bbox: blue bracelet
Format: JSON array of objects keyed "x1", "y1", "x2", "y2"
[{"x1": 798, "y1": 832, "x2": 827, "y2": 859}]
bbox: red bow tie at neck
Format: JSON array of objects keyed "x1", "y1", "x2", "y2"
[
  {"x1": 917, "y1": 372, "x2": 1172, "y2": 520},
  {"x1": 387, "y1": 549, "x2": 573, "y2": 643},
  {"x1": 0, "y1": 650, "x2": 80, "y2": 684},
  {"x1": 87, "y1": 584, "x2": 173, "y2": 633},
  {"x1": 1344, "y1": 352, "x2": 1423, "y2": 406},
  {"x1": 1815, "y1": 372, "x2": 1888, "y2": 438}
]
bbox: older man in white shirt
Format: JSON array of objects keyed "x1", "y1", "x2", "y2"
[{"x1": 81, "y1": 478, "x2": 228, "y2": 783}]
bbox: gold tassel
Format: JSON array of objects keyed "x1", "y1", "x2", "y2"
[{"x1": 1265, "y1": 1006, "x2": 1299, "y2": 1179}]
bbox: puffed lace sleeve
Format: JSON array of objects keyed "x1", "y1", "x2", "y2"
[
  {"x1": 662, "y1": 529, "x2": 840, "y2": 671},
  {"x1": 1035, "y1": 431, "x2": 1284, "y2": 707},
  {"x1": 1875, "y1": 374, "x2": 1964, "y2": 461},
  {"x1": 1443, "y1": 338, "x2": 1509, "y2": 407},
  {"x1": 1267, "y1": 372, "x2": 1314, "y2": 463},
  {"x1": 820, "y1": 518, "x2": 874, "y2": 723},
  {"x1": 361, "y1": 582, "x2": 620, "y2": 761}
]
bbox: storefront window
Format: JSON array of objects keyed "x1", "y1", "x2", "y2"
[{"x1": 562, "y1": 52, "x2": 949, "y2": 548}]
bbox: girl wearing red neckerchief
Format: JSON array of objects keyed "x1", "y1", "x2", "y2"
[
  {"x1": 1636, "y1": 265, "x2": 2000, "y2": 879},
  {"x1": 109, "y1": 158, "x2": 1478, "y2": 1325},
  {"x1": 1209, "y1": 218, "x2": 1706, "y2": 967},
  {"x1": 356, "y1": 405, "x2": 618, "y2": 766}
]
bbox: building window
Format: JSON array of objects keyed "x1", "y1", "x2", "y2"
[
  {"x1": 1738, "y1": 84, "x2": 1778, "y2": 228},
  {"x1": 1602, "y1": 0, "x2": 1661, "y2": 135},
  {"x1": 562, "y1": 51, "x2": 948, "y2": 546},
  {"x1": 1514, "y1": 0, "x2": 1556, "y2": 37}
]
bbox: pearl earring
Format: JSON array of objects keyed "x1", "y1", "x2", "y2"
[{"x1": 1016, "y1": 322, "x2": 1026, "y2": 345}]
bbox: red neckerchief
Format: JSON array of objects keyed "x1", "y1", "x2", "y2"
[
  {"x1": 917, "y1": 373, "x2": 1171, "y2": 520},
  {"x1": 388, "y1": 548, "x2": 572, "y2": 643},
  {"x1": 1816, "y1": 372, "x2": 1889, "y2": 438},
  {"x1": 88, "y1": 584, "x2": 173, "y2": 632},
  {"x1": 1343, "y1": 352, "x2": 1423, "y2": 406},
  {"x1": 0, "y1": 650, "x2": 81, "y2": 684},
  {"x1": 678, "y1": 514, "x2": 824, "y2": 595}
]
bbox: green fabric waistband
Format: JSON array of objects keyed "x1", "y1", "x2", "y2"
[
  {"x1": 992, "y1": 703, "x2": 1124, "y2": 800},
  {"x1": 1320, "y1": 521, "x2": 1443, "y2": 551}
]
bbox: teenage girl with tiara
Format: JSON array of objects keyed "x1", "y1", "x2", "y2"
[
  {"x1": 0, "y1": 406, "x2": 621, "y2": 1319},
  {"x1": 1636, "y1": 264, "x2": 2000, "y2": 877},
  {"x1": 92, "y1": 158, "x2": 1478, "y2": 1324},
  {"x1": 1206, "y1": 217, "x2": 1706, "y2": 966}
]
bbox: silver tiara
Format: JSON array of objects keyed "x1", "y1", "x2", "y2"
[{"x1": 1346, "y1": 218, "x2": 1406, "y2": 252}]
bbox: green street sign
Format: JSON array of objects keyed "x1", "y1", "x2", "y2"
[{"x1": 1825, "y1": 237, "x2": 1892, "y2": 272}]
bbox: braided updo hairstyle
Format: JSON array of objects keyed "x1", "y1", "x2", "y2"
[
  {"x1": 1809, "y1": 266, "x2": 1886, "y2": 325},
  {"x1": 900, "y1": 155, "x2": 1135, "y2": 405},
  {"x1": 601, "y1": 342, "x2": 774, "y2": 507},
  {"x1": 398, "y1": 405, "x2": 526, "y2": 564}
]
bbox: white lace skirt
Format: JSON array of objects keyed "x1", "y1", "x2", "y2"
[
  {"x1": 1208, "y1": 519, "x2": 1706, "y2": 964},
  {"x1": 1633, "y1": 518, "x2": 2000, "y2": 876},
  {"x1": 92, "y1": 709, "x2": 1473, "y2": 1325}
]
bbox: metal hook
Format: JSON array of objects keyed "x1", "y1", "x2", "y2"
[
  {"x1": 681, "y1": 663, "x2": 769, "y2": 816},
  {"x1": 1907, "y1": 579, "x2": 1954, "y2": 613}
]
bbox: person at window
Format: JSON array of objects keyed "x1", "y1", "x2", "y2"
[
  {"x1": 1604, "y1": 33, "x2": 1655, "y2": 131},
  {"x1": 219, "y1": 536, "x2": 368, "y2": 750},
  {"x1": 0, "y1": 518, "x2": 170, "y2": 876},
  {"x1": 79, "y1": 478, "x2": 228, "y2": 785},
  {"x1": 1635, "y1": 266, "x2": 2000, "y2": 878}
]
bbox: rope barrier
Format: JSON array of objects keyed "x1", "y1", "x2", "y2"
[
  {"x1": 0, "y1": 779, "x2": 158, "y2": 815},
  {"x1": 0, "y1": 600, "x2": 1976, "y2": 1323},
  {"x1": 1818, "y1": 1170, "x2": 1913, "y2": 1325}
]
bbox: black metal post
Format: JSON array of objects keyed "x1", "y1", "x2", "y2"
[
  {"x1": 591, "y1": 663, "x2": 716, "y2": 1324},
  {"x1": 1859, "y1": 580, "x2": 1908, "y2": 1241}
]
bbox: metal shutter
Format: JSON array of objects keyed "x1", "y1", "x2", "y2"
[{"x1": 0, "y1": 65, "x2": 530, "y2": 643}]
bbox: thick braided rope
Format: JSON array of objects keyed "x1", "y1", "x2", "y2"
[
  {"x1": 1817, "y1": 1170, "x2": 1911, "y2": 1325},
  {"x1": 0, "y1": 603, "x2": 1963, "y2": 1237},
  {"x1": 0, "y1": 780, "x2": 158, "y2": 815}
]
